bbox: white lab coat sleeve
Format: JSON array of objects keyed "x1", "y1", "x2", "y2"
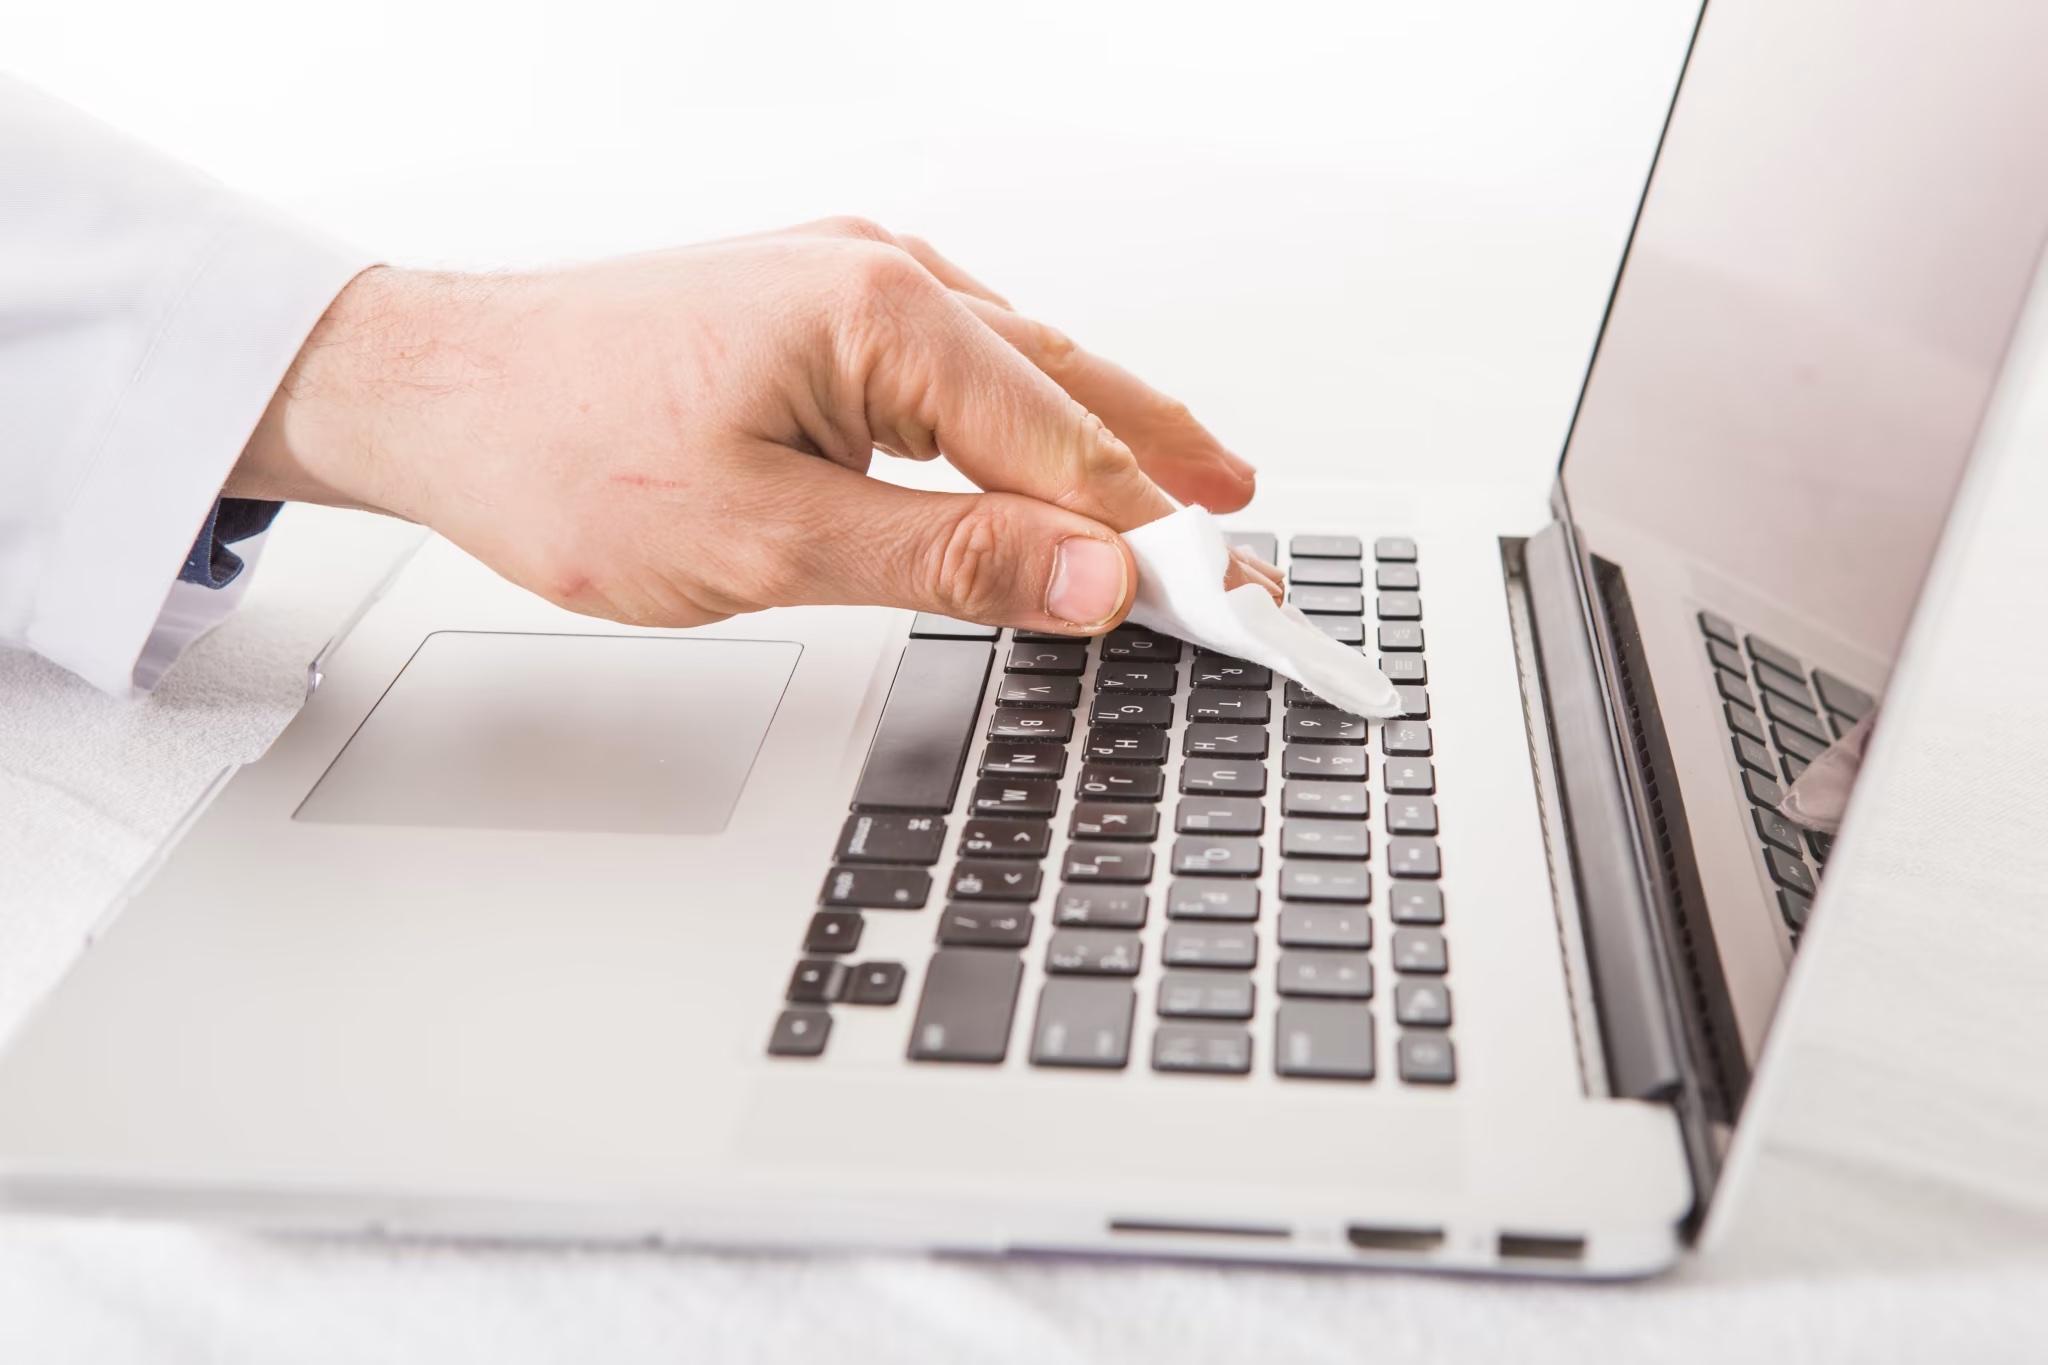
[{"x1": 0, "y1": 76, "x2": 377, "y2": 695}]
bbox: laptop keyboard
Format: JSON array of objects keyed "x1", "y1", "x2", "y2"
[
  {"x1": 770, "y1": 532, "x2": 1455, "y2": 1085},
  {"x1": 1696, "y1": 610, "x2": 1874, "y2": 938}
]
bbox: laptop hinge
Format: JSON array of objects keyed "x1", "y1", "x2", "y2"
[{"x1": 1519, "y1": 522, "x2": 1682, "y2": 1101}]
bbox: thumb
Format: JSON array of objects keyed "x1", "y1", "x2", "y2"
[{"x1": 777, "y1": 461, "x2": 1138, "y2": 633}]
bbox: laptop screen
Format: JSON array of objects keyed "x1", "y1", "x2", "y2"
[{"x1": 1554, "y1": 0, "x2": 2048, "y2": 1069}]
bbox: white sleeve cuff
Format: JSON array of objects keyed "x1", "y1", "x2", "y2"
[{"x1": 26, "y1": 202, "x2": 374, "y2": 696}]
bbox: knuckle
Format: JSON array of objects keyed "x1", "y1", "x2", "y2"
[
  {"x1": 1031, "y1": 320, "x2": 1079, "y2": 372},
  {"x1": 925, "y1": 501, "x2": 1013, "y2": 620},
  {"x1": 841, "y1": 240, "x2": 930, "y2": 308},
  {"x1": 1075, "y1": 411, "x2": 1139, "y2": 488},
  {"x1": 817, "y1": 214, "x2": 892, "y2": 243}
]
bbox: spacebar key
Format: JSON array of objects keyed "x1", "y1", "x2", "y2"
[
  {"x1": 908, "y1": 950, "x2": 1024, "y2": 1063},
  {"x1": 853, "y1": 639, "x2": 995, "y2": 812}
]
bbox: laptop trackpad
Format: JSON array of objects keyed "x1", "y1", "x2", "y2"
[{"x1": 296, "y1": 632, "x2": 801, "y2": 835}]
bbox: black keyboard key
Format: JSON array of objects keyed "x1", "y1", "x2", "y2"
[
  {"x1": 1152, "y1": 1024, "x2": 1253, "y2": 1074},
  {"x1": 1283, "y1": 710, "x2": 1366, "y2": 744},
  {"x1": 821, "y1": 866, "x2": 931, "y2": 909},
  {"x1": 1046, "y1": 929, "x2": 1143, "y2": 976},
  {"x1": 1384, "y1": 758, "x2": 1436, "y2": 794},
  {"x1": 1281, "y1": 819, "x2": 1370, "y2": 859},
  {"x1": 908, "y1": 950, "x2": 1024, "y2": 1063},
  {"x1": 846, "y1": 961, "x2": 906, "y2": 1004},
  {"x1": 1705, "y1": 638, "x2": 1745, "y2": 676},
  {"x1": 836, "y1": 812, "x2": 947, "y2": 865},
  {"x1": 1283, "y1": 680, "x2": 1337, "y2": 709},
  {"x1": 804, "y1": 910, "x2": 864, "y2": 955},
  {"x1": 1392, "y1": 928, "x2": 1448, "y2": 974},
  {"x1": 1084, "y1": 726, "x2": 1170, "y2": 764},
  {"x1": 1190, "y1": 657, "x2": 1272, "y2": 689},
  {"x1": 1380, "y1": 721, "x2": 1432, "y2": 756},
  {"x1": 1283, "y1": 781, "x2": 1368, "y2": 819},
  {"x1": 959, "y1": 817, "x2": 1051, "y2": 859},
  {"x1": 1377, "y1": 623, "x2": 1424, "y2": 652},
  {"x1": 1394, "y1": 979, "x2": 1452, "y2": 1027},
  {"x1": 1078, "y1": 763, "x2": 1166, "y2": 801},
  {"x1": 1742, "y1": 769, "x2": 1784, "y2": 808},
  {"x1": 1186, "y1": 688, "x2": 1270, "y2": 724},
  {"x1": 950, "y1": 859, "x2": 1042, "y2": 901},
  {"x1": 1312, "y1": 617, "x2": 1366, "y2": 644},
  {"x1": 787, "y1": 958, "x2": 849, "y2": 1004},
  {"x1": 1732, "y1": 732, "x2": 1774, "y2": 776},
  {"x1": 1398, "y1": 1034, "x2": 1456, "y2": 1085},
  {"x1": 1174, "y1": 795, "x2": 1265, "y2": 834},
  {"x1": 996, "y1": 675, "x2": 1081, "y2": 708},
  {"x1": 1715, "y1": 671, "x2": 1757, "y2": 709},
  {"x1": 1053, "y1": 885, "x2": 1148, "y2": 928},
  {"x1": 1779, "y1": 887, "x2": 1813, "y2": 931},
  {"x1": 1388, "y1": 837, "x2": 1442, "y2": 879},
  {"x1": 1063, "y1": 843, "x2": 1155, "y2": 883},
  {"x1": 1380, "y1": 654, "x2": 1427, "y2": 684},
  {"x1": 988, "y1": 707, "x2": 1074, "y2": 742},
  {"x1": 1761, "y1": 692, "x2": 1827, "y2": 746},
  {"x1": 1745, "y1": 634, "x2": 1804, "y2": 679},
  {"x1": 1183, "y1": 723, "x2": 1269, "y2": 758},
  {"x1": 767, "y1": 1009, "x2": 831, "y2": 1058},
  {"x1": 1752, "y1": 806, "x2": 1802, "y2": 855},
  {"x1": 1163, "y1": 923, "x2": 1258, "y2": 969},
  {"x1": 1070, "y1": 801, "x2": 1160, "y2": 842},
  {"x1": 1278, "y1": 950, "x2": 1374, "y2": 999},
  {"x1": 1393, "y1": 685, "x2": 1430, "y2": 719},
  {"x1": 971, "y1": 777, "x2": 1059, "y2": 817},
  {"x1": 1698, "y1": 610, "x2": 1737, "y2": 646},
  {"x1": 1014, "y1": 629, "x2": 1081, "y2": 642},
  {"x1": 1088, "y1": 695, "x2": 1174, "y2": 728},
  {"x1": 1280, "y1": 864, "x2": 1371, "y2": 903},
  {"x1": 910, "y1": 613, "x2": 1000, "y2": 640},
  {"x1": 1807, "y1": 830, "x2": 1834, "y2": 863},
  {"x1": 1278, "y1": 905, "x2": 1371, "y2": 949},
  {"x1": 1282, "y1": 746, "x2": 1367, "y2": 781},
  {"x1": 1291, "y1": 586, "x2": 1364, "y2": 615},
  {"x1": 1385, "y1": 797, "x2": 1438, "y2": 835},
  {"x1": 1389, "y1": 883, "x2": 1444, "y2": 925},
  {"x1": 1289, "y1": 559, "x2": 1363, "y2": 586},
  {"x1": 1101, "y1": 627, "x2": 1182, "y2": 662},
  {"x1": 1726, "y1": 701, "x2": 1767, "y2": 746},
  {"x1": 1094, "y1": 661, "x2": 1177, "y2": 693},
  {"x1": 1813, "y1": 670, "x2": 1875, "y2": 722},
  {"x1": 1157, "y1": 972, "x2": 1256, "y2": 1019},
  {"x1": 1772, "y1": 723, "x2": 1826, "y2": 764},
  {"x1": 1275, "y1": 1003, "x2": 1374, "y2": 1079},
  {"x1": 1225, "y1": 530, "x2": 1279, "y2": 563},
  {"x1": 1006, "y1": 640, "x2": 1087, "y2": 675},
  {"x1": 1179, "y1": 757, "x2": 1267, "y2": 795},
  {"x1": 1782, "y1": 754, "x2": 1810, "y2": 784},
  {"x1": 1765, "y1": 847, "x2": 1817, "y2": 898},
  {"x1": 1172, "y1": 835, "x2": 1263, "y2": 876},
  {"x1": 852, "y1": 639, "x2": 993, "y2": 813},
  {"x1": 1376, "y1": 564, "x2": 1420, "y2": 591},
  {"x1": 1291, "y1": 533, "x2": 1362, "y2": 558},
  {"x1": 1374, "y1": 536, "x2": 1418, "y2": 562},
  {"x1": 1166, "y1": 880, "x2": 1260, "y2": 921},
  {"x1": 1376, "y1": 593, "x2": 1422, "y2": 621},
  {"x1": 980, "y1": 742, "x2": 1066, "y2": 779},
  {"x1": 1751, "y1": 659, "x2": 1810, "y2": 707},
  {"x1": 1030, "y1": 979, "x2": 1135, "y2": 1069}
]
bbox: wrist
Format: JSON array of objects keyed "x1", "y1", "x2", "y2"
[{"x1": 228, "y1": 266, "x2": 476, "y2": 520}]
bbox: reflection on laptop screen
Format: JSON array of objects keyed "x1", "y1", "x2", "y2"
[{"x1": 1553, "y1": 0, "x2": 2048, "y2": 1073}]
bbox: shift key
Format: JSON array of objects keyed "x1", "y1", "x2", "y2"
[{"x1": 908, "y1": 950, "x2": 1025, "y2": 1063}]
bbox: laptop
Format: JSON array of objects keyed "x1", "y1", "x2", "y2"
[{"x1": 2, "y1": 0, "x2": 2046, "y2": 1278}]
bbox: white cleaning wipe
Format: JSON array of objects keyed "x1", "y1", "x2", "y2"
[{"x1": 1123, "y1": 506, "x2": 1402, "y2": 719}]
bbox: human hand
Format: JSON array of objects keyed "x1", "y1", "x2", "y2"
[{"x1": 230, "y1": 217, "x2": 1280, "y2": 633}]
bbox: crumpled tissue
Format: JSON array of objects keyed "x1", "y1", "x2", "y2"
[{"x1": 1123, "y1": 506, "x2": 1402, "y2": 719}]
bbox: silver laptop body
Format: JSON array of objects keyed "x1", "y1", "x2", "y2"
[{"x1": 2, "y1": 0, "x2": 2044, "y2": 1278}]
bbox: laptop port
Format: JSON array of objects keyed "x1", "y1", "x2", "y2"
[
  {"x1": 1344, "y1": 1225, "x2": 1445, "y2": 1255},
  {"x1": 1496, "y1": 1232, "x2": 1587, "y2": 1262}
]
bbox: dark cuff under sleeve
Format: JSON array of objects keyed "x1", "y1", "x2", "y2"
[{"x1": 178, "y1": 498, "x2": 284, "y2": 589}]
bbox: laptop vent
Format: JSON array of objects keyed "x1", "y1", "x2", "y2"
[{"x1": 1589, "y1": 558, "x2": 1745, "y2": 1122}]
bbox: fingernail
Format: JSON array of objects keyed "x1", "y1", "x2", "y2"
[{"x1": 1046, "y1": 535, "x2": 1128, "y2": 629}]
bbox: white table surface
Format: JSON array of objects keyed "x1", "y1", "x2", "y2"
[{"x1": 6, "y1": 2, "x2": 2047, "y2": 1359}]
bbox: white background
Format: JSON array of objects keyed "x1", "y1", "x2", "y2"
[{"x1": 9, "y1": 0, "x2": 1696, "y2": 493}]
